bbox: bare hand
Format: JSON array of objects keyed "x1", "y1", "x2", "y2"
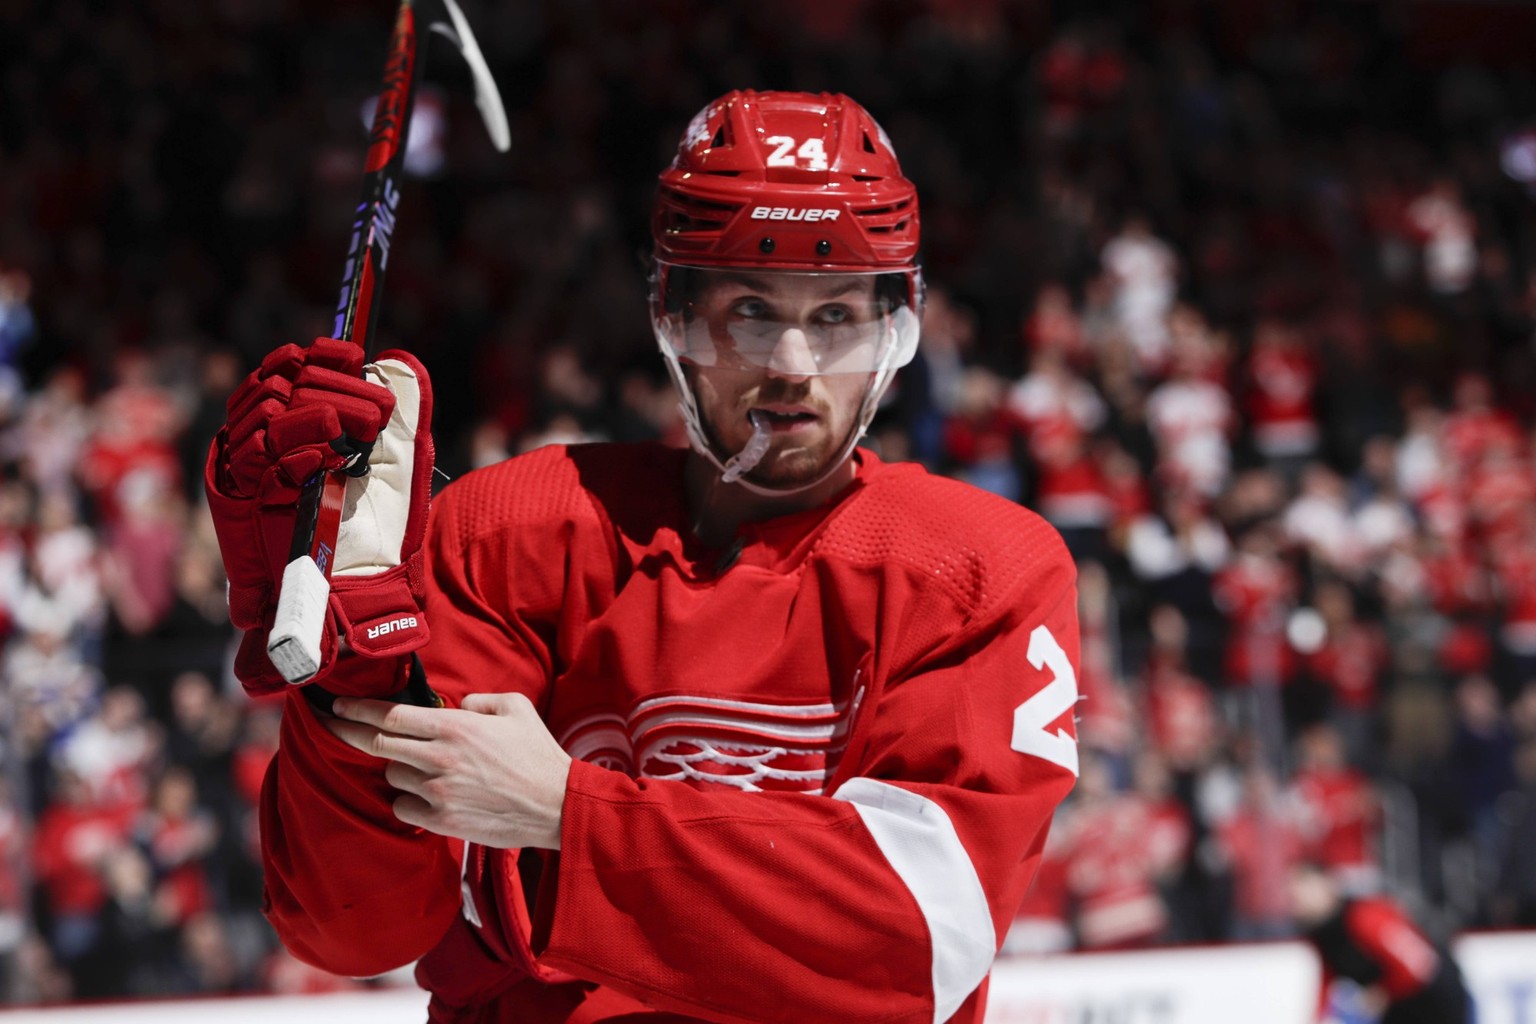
[{"x1": 324, "y1": 693, "x2": 572, "y2": 850}]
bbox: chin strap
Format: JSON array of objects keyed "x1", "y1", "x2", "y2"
[{"x1": 720, "y1": 411, "x2": 772, "y2": 483}]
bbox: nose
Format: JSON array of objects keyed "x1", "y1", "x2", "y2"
[{"x1": 765, "y1": 327, "x2": 819, "y2": 380}]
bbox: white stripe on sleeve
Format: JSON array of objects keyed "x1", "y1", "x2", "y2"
[{"x1": 833, "y1": 777, "x2": 995, "y2": 1023}]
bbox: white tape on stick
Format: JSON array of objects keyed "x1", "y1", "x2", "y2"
[{"x1": 268, "y1": 556, "x2": 329, "y2": 684}]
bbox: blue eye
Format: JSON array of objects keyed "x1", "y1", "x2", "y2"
[
  {"x1": 816, "y1": 306, "x2": 851, "y2": 326},
  {"x1": 731, "y1": 298, "x2": 770, "y2": 319}
]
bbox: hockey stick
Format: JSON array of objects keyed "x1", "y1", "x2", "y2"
[{"x1": 267, "y1": 0, "x2": 510, "y2": 685}]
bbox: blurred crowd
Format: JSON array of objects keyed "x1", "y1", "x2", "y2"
[{"x1": 2, "y1": 0, "x2": 1536, "y2": 1003}]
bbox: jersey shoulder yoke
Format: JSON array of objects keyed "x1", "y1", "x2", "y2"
[
  {"x1": 434, "y1": 442, "x2": 683, "y2": 544},
  {"x1": 821, "y1": 463, "x2": 1074, "y2": 619}
]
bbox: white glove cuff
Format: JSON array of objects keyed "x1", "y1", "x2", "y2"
[{"x1": 335, "y1": 357, "x2": 420, "y2": 576}]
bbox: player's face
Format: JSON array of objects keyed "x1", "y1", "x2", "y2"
[{"x1": 686, "y1": 272, "x2": 879, "y2": 488}]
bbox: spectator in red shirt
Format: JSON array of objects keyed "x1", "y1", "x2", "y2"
[
  {"x1": 1442, "y1": 373, "x2": 1522, "y2": 473},
  {"x1": 31, "y1": 767, "x2": 136, "y2": 974},
  {"x1": 1243, "y1": 318, "x2": 1319, "y2": 481},
  {"x1": 1216, "y1": 764, "x2": 1304, "y2": 940},
  {"x1": 941, "y1": 366, "x2": 1029, "y2": 501},
  {"x1": 1141, "y1": 604, "x2": 1222, "y2": 775},
  {"x1": 1289, "y1": 724, "x2": 1381, "y2": 895},
  {"x1": 1131, "y1": 750, "x2": 1194, "y2": 923},
  {"x1": 231, "y1": 704, "x2": 282, "y2": 861},
  {"x1": 1021, "y1": 281, "x2": 1088, "y2": 366},
  {"x1": 1008, "y1": 347, "x2": 1107, "y2": 455},
  {"x1": 1063, "y1": 754, "x2": 1178, "y2": 950},
  {"x1": 1075, "y1": 563, "x2": 1137, "y2": 765},
  {"x1": 55, "y1": 685, "x2": 157, "y2": 817},
  {"x1": 1214, "y1": 523, "x2": 1300, "y2": 719},
  {"x1": 1001, "y1": 824, "x2": 1073, "y2": 956},
  {"x1": 1037, "y1": 26, "x2": 1128, "y2": 145},
  {"x1": 1305, "y1": 581, "x2": 1390, "y2": 767},
  {"x1": 1465, "y1": 440, "x2": 1535, "y2": 550},
  {"x1": 1417, "y1": 527, "x2": 1493, "y2": 620},
  {"x1": 75, "y1": 349, "x2": 184, "y2": 532},
  {"x1": 1033, "y1": 429, "x2": 1115, "y2": 565},
  {"x1": 1099, "y1": 439, "x2": 1153, "y2": 535},
  {"x1": 137, "y1": 766, "x2": 218, "y2": 929}
]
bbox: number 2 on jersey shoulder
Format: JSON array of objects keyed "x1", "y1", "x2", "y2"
[{"x1": 1011, "y1": 625, "x2": 1080, "y2": 776}]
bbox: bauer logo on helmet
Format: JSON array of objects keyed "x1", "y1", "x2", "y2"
[{"x1": 749, "y1": 207, "x2": 842, "y2": 223}]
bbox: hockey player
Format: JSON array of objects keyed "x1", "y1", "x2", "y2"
[
  {"x1": 1290, "y1": 862, "x2": 1474, "y2": 1024},
  {"x1": 207, "y1": 90, "x2": 1080, "y2": 1023}
]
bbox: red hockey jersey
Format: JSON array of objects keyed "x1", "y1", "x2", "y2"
[{"x1": 260, "y1": 443, "x2": 1080, "y2": 1023}]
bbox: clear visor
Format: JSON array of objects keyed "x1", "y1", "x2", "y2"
[{"x1": 653, "y1": 264, "x2": 921, "y2": 375}]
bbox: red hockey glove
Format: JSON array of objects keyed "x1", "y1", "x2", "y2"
[{"x1": 205, "y1": 338, "x2": 435, "y2": 696}]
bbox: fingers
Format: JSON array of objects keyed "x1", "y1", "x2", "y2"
[
  {"x1": 383, "y1": 759, "x2": 432, "y2": 794},
  {"x1": 460, "y1": 692, "x2": 535, "y2": 716},
  {"x1": 327, "y1": 692, "x2": 567, "y2": 849},
  {"x1": 324, "y1": 710, "x2": 462, "y2": 837},
  {"x1": 265, "y1": 403, "x2": 343, "y2": 455},
  {"x1": 324, "y1": 698, "x2": 455, "y2": 771},
  {"x1": 223, "y1": 418, "x2": 288, "y2": 497},
  {"x1": 323, "y1": 715, "x2": 441, "y2": 771},
  {"x1": 259, "y1": 343, "x2": 310, "y2": 379},
  {"x1": 224, "y1": 343, "x2": 305, "y2": 432},
  {"x1": 228, "y1": 404, "x2": 344, "y2": 499},
  {"x1": 226, "y1": 374, "x2": 293, "y2": 443},
  {"x1": 291, "y1": 365, "x2": 396, "y2": 438},
  {"x1": 230, "y1": 342, "x2": 387, "y2": 439},
  {"x1": 304, "y1": 336, "x2": 366, "y2": 375},
  {"x1": 333, "y1": 697, "x2": 449, "y2": 738},
  {"x1": 222, "y1": 339, "x2": 396, "y2": 498},
  {"x1": 390, "y1": 791, "x2": 435, "y2": 832}
]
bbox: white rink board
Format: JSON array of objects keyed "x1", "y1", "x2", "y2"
[
  {"x1": 1454, "y1": 931, "x2": 1536, "y2": 1024},
  {"x1": 0, "y1": 988, "x2": 429, "y2": 1022},
  {"x1": 985, "y1": 943, "x2": 1320, "y2": 1024},
  {"x1": 0, "y1": 947, "x2": 1320, "y2": 1023},
  {"x1": 6, "y1": 934, "x2": 1534, "y2": 1022}
]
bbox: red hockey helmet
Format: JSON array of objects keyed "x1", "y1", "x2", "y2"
[
  {"x1": 651, "y1": 91, "x2": 924, "y2": 496},
  {"x1": 652, "y1": 90, "x2": 920, "y2": 274}
]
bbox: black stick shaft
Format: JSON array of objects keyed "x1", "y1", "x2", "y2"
[{"x1": 286, "y1": 0, "x2": 430, "y2": 568}]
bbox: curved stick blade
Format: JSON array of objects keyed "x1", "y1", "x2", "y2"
[{"x1": 428, "y1": 0, "x2": 511, "y2": 152}]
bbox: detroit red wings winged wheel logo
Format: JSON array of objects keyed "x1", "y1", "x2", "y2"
[{"x1": 558, "y1": 691, "x2": 862, "y2": 795}]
